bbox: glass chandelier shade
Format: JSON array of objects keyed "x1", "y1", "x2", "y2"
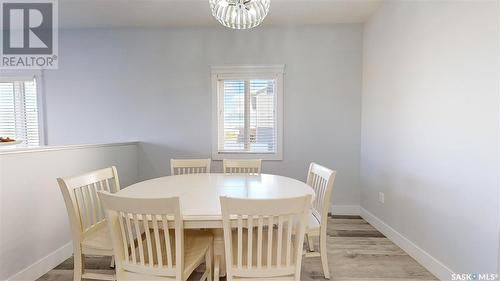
[{"x1": 209, "y1": 0, "x2": 271, "y2": 30}]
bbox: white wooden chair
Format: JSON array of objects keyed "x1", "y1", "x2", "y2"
[
  {"x1": 170, "y1": 159, "x2": 211, "y2": 175},
  {"x1": 222, "y1": 159, "x2": 262, "y2": 175},
  {"x1": 98, "y1": 192, "x2": 213, "y2": 281},
  {"x1": 57, "y1": 166, "x2": 121, "y2": 281},
  {"x1": 219, "y1": 195, "x2": 311, "y2": 281},
  {"x1": 303, "y1": 163, "x2": 337, "y2": 279}
]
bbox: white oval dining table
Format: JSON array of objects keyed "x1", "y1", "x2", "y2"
[{"x1": 117, "y1": 173, "x2": 315, "y2": 276}]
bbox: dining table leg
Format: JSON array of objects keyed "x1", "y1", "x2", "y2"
[{"x1": 212, "y1": 228, "x2": 226, "y2": 277}]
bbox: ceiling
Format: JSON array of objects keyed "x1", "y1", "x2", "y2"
[{"x1": 59, "y1": 0, "x2": 383, "y2": 29}]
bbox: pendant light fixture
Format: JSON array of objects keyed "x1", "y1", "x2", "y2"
[{"x1": 209, "y1": 0, "x2": 271, "y2": 30}]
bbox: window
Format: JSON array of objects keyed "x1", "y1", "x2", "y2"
[
  {"x1": 212, "y1": 65, "x2": 284, "y2": 160},
  {"x1": 0, "y1": 76, "x2": 43, "y2": 147}
]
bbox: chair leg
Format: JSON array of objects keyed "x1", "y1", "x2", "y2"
[
  {"x1": 306, "y1": 234, "x2": 315, "y2": 252},
  {"x1": 73, "y1": 252, "x2": 84, "y2": 281},
  {"x1": 319, "y1": 233, "x2": 330, "y2": 279},
  {"x1": 205, "y1": 244, "x2": 213, "y2": 281},
  {"x1": 110, "y1": 256, "x2": 115, "y2": 268},
  {"x1": 214, "y1": 256, "x2": 220, "y2": 281}
]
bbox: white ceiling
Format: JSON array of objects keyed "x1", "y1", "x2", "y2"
[{"x1": 59, "y1": 0, "x2": 382, "y2": 29}]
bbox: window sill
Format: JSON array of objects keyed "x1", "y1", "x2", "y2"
[{"x1": 212, "y1": 152, "x2": 282, "y2": 161}]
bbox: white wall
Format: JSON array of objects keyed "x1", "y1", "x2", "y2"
[
  {"x1": 43, "y1": 25, "x2": 363, "y2": 208},
  {"x1": 361, "y1": 1, "x2": 499, "y2": 278},
  {"x1": 0, "y1": 143, "x2": 139, "y2": 280}
]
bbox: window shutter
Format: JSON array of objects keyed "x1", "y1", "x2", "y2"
[
  {"x1": 249, "y1": 79, "x2": 276, "y2": 153},
  {"x1": 220, "y1": 80, "x2": 245, "y2": 152},
  {"x1": 218, "y1": 79, "x2": 276, "y2": 154},
  {"x1": 0, "y1": 78, "x2": 40, "y2": 147}
]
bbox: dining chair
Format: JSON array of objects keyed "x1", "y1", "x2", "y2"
[
  {"x1": 219, "y1": 195, "x2": 311, "y2": 281},
  {"x1": 222, "y1": 159, "x2": 262, "y2": 175},
  {"x1": 303, "y1": 163, "x2": 337, "y2": 279},
  {"x1": 170, "y1": 158, "x2": 211, "y2": 175},
  {"x1": 98, "y1": 191, "x2": 213, "y2": 281},
  {"x1": 57, "y1": 166, "x2": 121, "y2": 281}
]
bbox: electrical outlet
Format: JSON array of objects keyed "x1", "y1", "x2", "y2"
[{"x1": 378, "y1": 192, "x2": 385, "y2": 204}]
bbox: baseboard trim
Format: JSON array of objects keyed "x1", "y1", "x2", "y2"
[
  {"x1": 360, "y1": 207, "x2": 454, "y2": 281},
  {"x1": 330, "y1": 204, "x2": 360, "y2": 215},
  {"x1": 6, "y1": 242, "x2": 73, "y2": 281}
]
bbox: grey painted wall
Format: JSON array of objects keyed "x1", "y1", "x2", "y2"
[
  {"x1": 361, "y1": 1, "x2": 499, "y2": 274},
  {"x1": 43, "y1": 25, "x2": 363, "y2": 207}
]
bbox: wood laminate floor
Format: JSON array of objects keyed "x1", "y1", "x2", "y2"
[{"x1": 37, "y1": 216, "x2": 437, "y2": 281}]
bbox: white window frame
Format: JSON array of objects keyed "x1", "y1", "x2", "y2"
[
  {"x1": 0, "y1": 70, "x2": 46, "y2": 146},
  {"x1": 211, "y1": 65, "x2": 284, "y2": 160}
]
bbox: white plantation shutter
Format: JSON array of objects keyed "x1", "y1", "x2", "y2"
[
  {"x1": 219, "y1": 79, "x2": 276, "y2": 153},
  {"x1": 212, "y1": 65, "x2": 284, "y2": 160},
  {"x1": 250, "y1": 80, "x2": 276, "y2": 152},
  {"x1": 221, "y1": 80, "x2": 246, "y2": 151},
  {"x1": 0, "y1": 78, "x2": 40, "y2": 147}
]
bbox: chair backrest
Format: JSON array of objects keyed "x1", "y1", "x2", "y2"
[
  {"x1": 170, "y1": 158, "x2": 211, "y2": 175},
  {"x1": 98, "y1": 192, "x2": 184, "y2": 280},
  {"x1": 306, "y1": 163, "x2": 336, "y2": 226},
  {"x1": 220, "y1": 196, "x2": 311, "y2": 281},
  {"x1": 223, "y1": 159, "x2": 262, "y2": 175},
  {"x1": 57, "y1": 166, "x2": 121, "y2": 242}
]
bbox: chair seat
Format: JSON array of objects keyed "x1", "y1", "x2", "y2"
[
  {"x1": 81, "y1": 222, "x2": 113, "y2": 254},
  {"x1": 306, "y1": 213, "x2": 320, "y2": 235},
  {"x1": 138, "y1": 229, "x2": 213, "y2": 277}
]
